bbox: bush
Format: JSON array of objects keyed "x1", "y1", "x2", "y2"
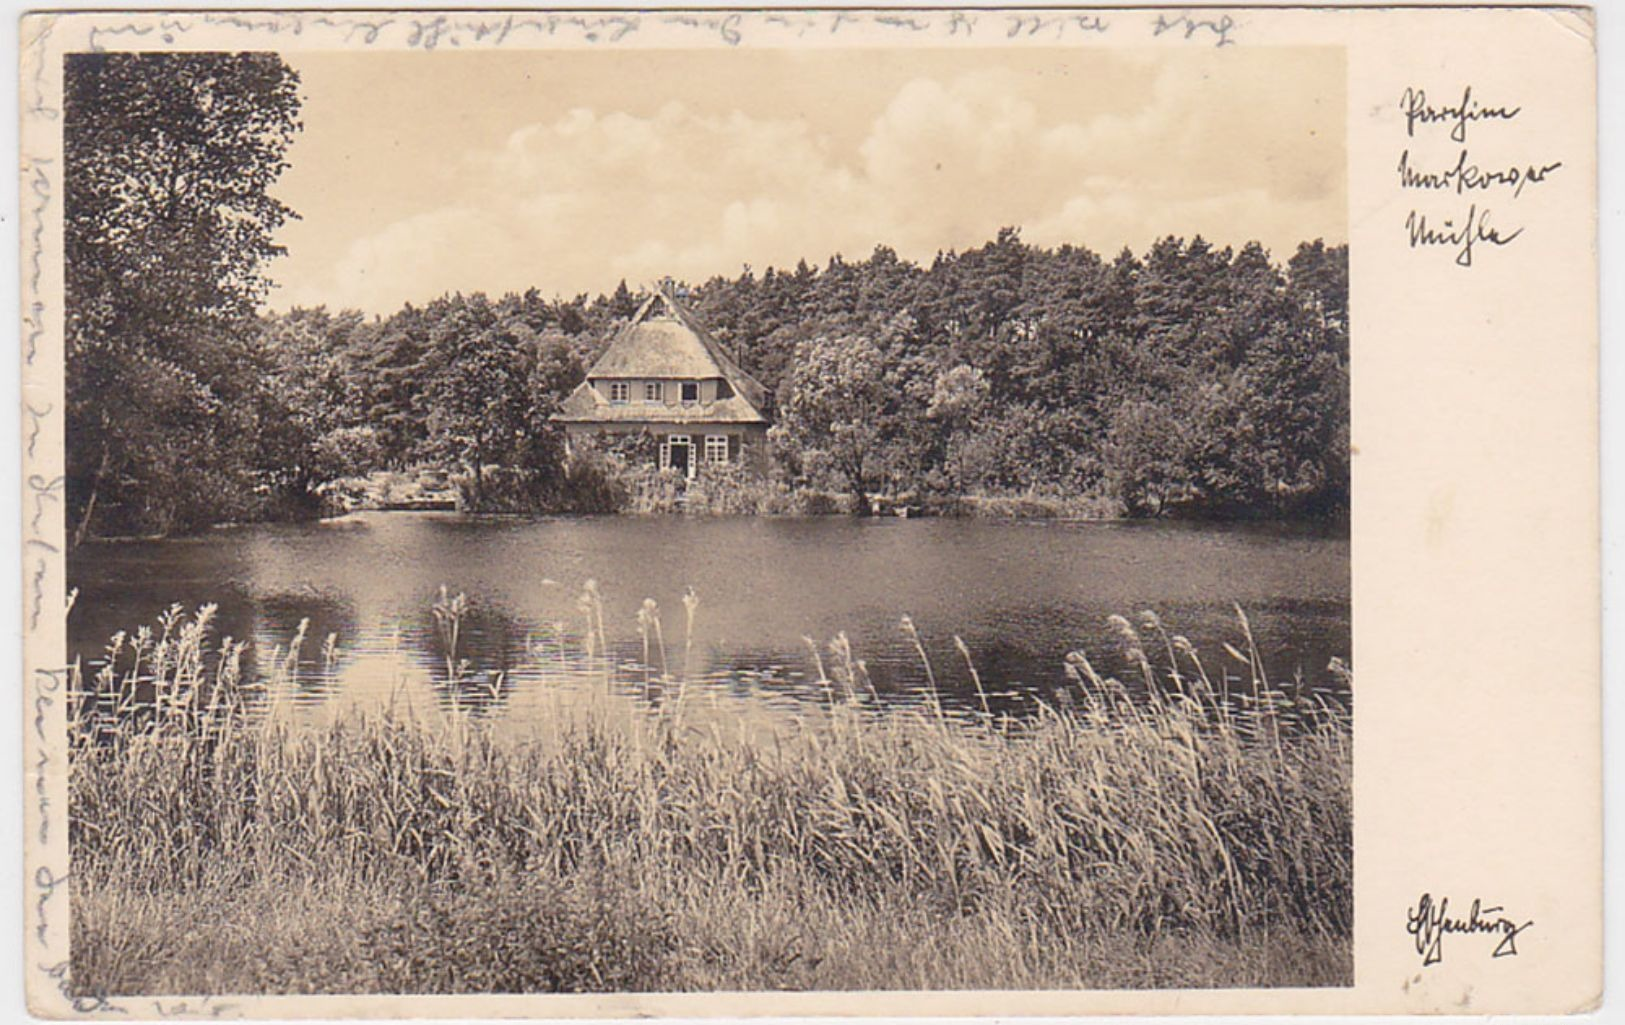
[
  {"x1": 453, "y1": 466, "x2": 550, "y2": 514},
  {"x1": 618, "y1": 464, "x2": 684, "y2": 514},
  {"x1": 314, "y1": 476, "x2": 373, "y2": 516},
  {"x1": 682, "y1": 462, "x2": 783, "y2": 515},
  {"x1": 452, "y1": 436, "x2": 634, "y2": 515},
  {"x1": 560, "y1": 448, "x2": 629, "y2": 514},
  {"x1": 783, "y1": 489, "x2": 853, "y2": 515}
]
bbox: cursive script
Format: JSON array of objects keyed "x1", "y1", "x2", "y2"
[
  {"x1": 1151, "y1": 12, "x2": 1234, "y2": 48},
  {"x1": 1405, "y1": 205, "x2": 1523, "y2": 267},
  {"x1": 41, "y1": 960, "x2": 128, "y2": 1015},
  {"x1": 34, "y1": 867, "x2": 67, "y2": 945},
  {"x1": 1406, "y1": 893, "x2": 1533, "y2": 966},
  {"x1": 153, "y1": 997, "x2": 239, "y2": 1017},
  {"x1": 1402, "y1": 85, "x2": 1521, "y2": 143},
  {"x1": 1394, "y1": 85, "x2": 1553, "y2": 268},
  {"x1": 1398, "y1": 149, "x2": 1562, "y2": 199}
]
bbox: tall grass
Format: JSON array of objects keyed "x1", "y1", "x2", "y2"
[{"x1": 68, "y1": 592, "x2": 1351, "y2": 996}]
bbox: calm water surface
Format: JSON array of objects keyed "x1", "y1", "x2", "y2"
[{"x1": 69, "y1": 513, "x2": 1350, "y2": 719}]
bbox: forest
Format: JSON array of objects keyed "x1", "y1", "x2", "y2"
[{"x1": 64, "y1": 52, "x2": 1348, "y2": 542}]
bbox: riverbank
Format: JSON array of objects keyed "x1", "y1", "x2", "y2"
[
  {"x1": 314, "y1": 463, "x2": 1128, "y2": 520},
  {"x1": 69, "y1": 599, "x2": 1351, "y2": 996},
  {"x1": 70, "y1": 466, "x2": 1349, "y2": 545}
]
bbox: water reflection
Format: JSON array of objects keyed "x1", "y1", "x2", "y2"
[{"x1": 69, "y1": 513, "x2": 1352, "y2": 723}]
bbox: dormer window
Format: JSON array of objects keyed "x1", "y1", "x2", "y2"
[
  {"x1": 681, "y1": 381, "x2": 698, "y2": 404},
  {"x1": 609, "y1": 381, "x2": 630, "y2": 404},
  {"x1": 644, "y1": 381, "x2": 663, "y2": 403}
]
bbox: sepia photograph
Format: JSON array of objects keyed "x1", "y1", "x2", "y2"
[{"x1": 57, "y1": 26, "x2": 1356, "y2": 1002}]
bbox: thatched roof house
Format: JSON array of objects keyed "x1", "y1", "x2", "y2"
[{"x1": 552, "y1": 285, "x2": 770, "y2": 477}]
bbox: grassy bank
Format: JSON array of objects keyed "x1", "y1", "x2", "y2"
[
  {"x1": 264, "y1": 459, "x2": 1311, "y2": 525},
  {"x1": 69, "y1": 599, "x2": 1351, "y2": 996},
  {"x1": 509, "y1": 456, "x2": 1125, "y2": 520}
]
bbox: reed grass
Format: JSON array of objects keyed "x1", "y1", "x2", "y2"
[{"x1": 68, "y1": 593, "x2": 1351, "y2": 996}]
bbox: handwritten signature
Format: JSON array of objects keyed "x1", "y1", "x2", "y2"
[{"x1": 1406, "y1": 893, "x2": 1533, "y2": 966}]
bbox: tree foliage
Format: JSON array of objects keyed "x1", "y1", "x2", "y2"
[
  {"x1": 65, "y1": 52, "x2": 302, "y2": 541},
  {"x1": 696, "y1": 231, "x2": 1348, "y2": 517},
  {"x1": 772, "y1": 333, "x2": 890, "y2": 504}
]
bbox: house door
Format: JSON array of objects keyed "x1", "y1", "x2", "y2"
[{"x1": 667, "y1": 435, "x2": 693, "y2": 478}]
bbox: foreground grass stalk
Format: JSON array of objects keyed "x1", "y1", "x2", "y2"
[
  {"x1": 68, "y1": 595, "x2": 1351, "y2": 997},
  {"x1": 953, "y1": 635, "x2": 991, "y2": 721}
]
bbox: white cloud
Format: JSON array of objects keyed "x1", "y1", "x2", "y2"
[{"x1": 281, "y1": 60, "x2": 1343, "y2": 314}]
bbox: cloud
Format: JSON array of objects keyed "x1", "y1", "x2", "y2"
[{"x1": 277, "y1": 58, "x2": 1344, "y2": 314}]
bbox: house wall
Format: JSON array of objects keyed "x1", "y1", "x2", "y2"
[
  {"x1": 563, "y1": 422, "x2": 769, "y2": 472},
  {"x1": 592, "y1": 377, "x2": 722, "y2": 405}
]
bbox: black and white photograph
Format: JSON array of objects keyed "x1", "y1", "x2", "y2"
[{"x1": 58, "y1": 16, "x2": 1354, "y2": 1003}]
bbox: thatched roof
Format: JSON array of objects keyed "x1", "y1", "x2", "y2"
[
  {"x1": 589, "y1": 317, "x2": 726, "y2": 379},
  {"x1": 553, "y1": 286, "x2": 770, "y2": 426}
]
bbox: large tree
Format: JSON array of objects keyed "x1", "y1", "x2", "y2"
[
  {"x1": 65, "y1": 52, "x2": 302, "y2": 542},
  {"x1": 423, "y1": 313, "x2": 533, "y2": 507},
  {"x1": 772, "y1": 333, "x2": 890, "y2": 510}
]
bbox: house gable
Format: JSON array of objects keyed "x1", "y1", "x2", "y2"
[{"x1": 552, "y1": 285, "x2": 770, "y2": 427}]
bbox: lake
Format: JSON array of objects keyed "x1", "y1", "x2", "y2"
[{"x1": 68, "y1": 513, "x2": 1350, "y2": 720}]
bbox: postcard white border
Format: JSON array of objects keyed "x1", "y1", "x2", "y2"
[{"x1": 17, "y1": 5, "x2": 1602, "y2": 1019}]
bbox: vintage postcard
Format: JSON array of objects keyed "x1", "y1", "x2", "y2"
[{"x1": 18, "y1": 5, "x2": 1599, "y2": 1019}]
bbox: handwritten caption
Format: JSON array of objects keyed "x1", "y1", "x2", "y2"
[{"x1": 1397, "y1": 86, "x2": 1561, "y2": 267}]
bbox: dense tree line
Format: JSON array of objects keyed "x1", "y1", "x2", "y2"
[
  {"x1": 72, "y1": 222, "x2": 1347, "y2": 538},
  {"x1": 64, "y1": 56, "x2": 1346, "y2": 542},
  {"x1": 240, "y1": 231, "x2": 1346, "y2": 522},
  {"x1": 690, "y1": 232, "x2": 1347, "y2": 517}
]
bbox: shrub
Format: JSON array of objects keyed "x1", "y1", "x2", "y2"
[
  {"x1": 559, "y1": 442, "x2": 631, "y2": 514},
  {"x1": 784, "y1": 489, "x2": 853, "y2": 515},
  {"x1": 618, "y1": 463, "x2": 684, "y2": 514},
  {"x1": 681, "y1": 462, "x2": 785, "y2": 515},
  {"x1": 453, "y1": 466, "x2": 550, "y2": 514}
]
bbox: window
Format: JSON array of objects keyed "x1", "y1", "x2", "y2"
[
  {"x1": 681, "y1": 381, "x2": 699, "y2": 404},
  {"x1": 705, "y1": 435, "x2": 729, "y2": 465},
  {"x1": 608, "y1": 381, "x2": 630, "y2": 404},
  {"x1": 644, "y1": 381, "x2": 663, "y2": 403}
]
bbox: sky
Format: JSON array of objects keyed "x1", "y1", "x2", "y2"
[{"x1": 268, "y1": 47, "x2": 1346, "y2": 315}]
